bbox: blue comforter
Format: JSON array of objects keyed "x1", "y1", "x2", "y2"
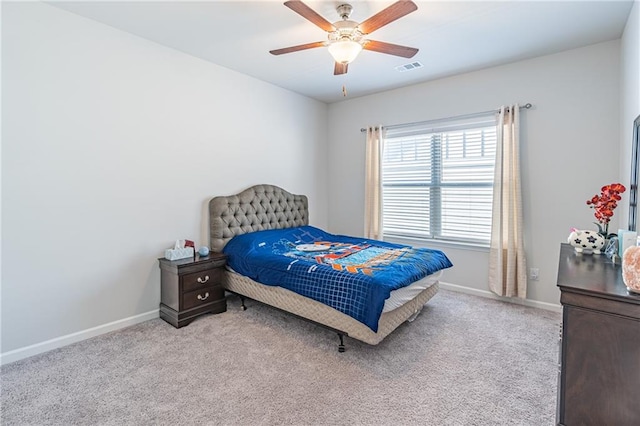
[{"x1": 223, "y1": 226, "x2": 453, "y2": 332}]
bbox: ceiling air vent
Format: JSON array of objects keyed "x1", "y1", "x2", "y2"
[{"x1": 395, "y1": 61, "x2": 423, "y2": 72}]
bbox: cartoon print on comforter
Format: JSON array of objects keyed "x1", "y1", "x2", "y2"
[{"x1": 223, "y1": 226, "x2": 453, "y2": 332}]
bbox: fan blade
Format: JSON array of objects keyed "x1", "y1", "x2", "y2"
[
  {"x1": 334, "y1": 62, "x2": 349, "y2": 75},
  {"x1": 363, "y1": 40, "x2": 418, "y2": 58},
  {"x1": 270, "y1": 41, "x2": 326, "y2": 55},
  {"x1": 358, "y1": 1, "x2": 418, "y2": 34},
  {"x1": 284, "y1": 1, "x2": 335, "y2": 32}
]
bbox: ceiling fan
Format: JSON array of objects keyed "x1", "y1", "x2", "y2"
[{"x1": 270, "y1": 0, "x2": 419, "y2": 75}]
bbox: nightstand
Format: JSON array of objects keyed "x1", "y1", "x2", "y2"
[{"x1": 158, "y1": 252, "x2": 227, "y2": 328}]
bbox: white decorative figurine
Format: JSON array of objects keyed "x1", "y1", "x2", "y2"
[{"x1": 567, "y1": 228, "x2": 605, "y2": 254}]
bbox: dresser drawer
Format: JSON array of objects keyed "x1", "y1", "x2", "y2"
[
  {"x1": 182, "y1": 286, "x2": 225, "y2": 310},
  {"x1": 182, "y1": 268, "x2": 223, "y2": 292}
]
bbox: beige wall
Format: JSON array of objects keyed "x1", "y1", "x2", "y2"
[
  {"x1": 1, "y1": 2, "x2": 328, "y2": 356},
  {"x1": 327, "y1": 40, "x2": 621, "y2": 306}
]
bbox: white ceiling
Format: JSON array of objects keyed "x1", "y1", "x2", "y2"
[{"x1": 50, "y1": 0, "x2": 634, "y2": 104}]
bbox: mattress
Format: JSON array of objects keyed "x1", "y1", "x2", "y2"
[
  {"x1": 228, "y1": 266, "x2": 441, "y2": 314},
  {"x1": 383, "y1": 270, "x2": 442, "y2": 312}
]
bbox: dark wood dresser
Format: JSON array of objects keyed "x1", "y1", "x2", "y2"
[
  {"x1": 556, "y1": 243, "x2": 640, "y2": 425},
  {"x1": 159, "y1": 252, "x2": 227, "y2": 328}
]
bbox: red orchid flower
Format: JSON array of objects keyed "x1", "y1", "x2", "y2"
[{"x1": 586, "y1": 183, "x2": 626, "y2": 237}]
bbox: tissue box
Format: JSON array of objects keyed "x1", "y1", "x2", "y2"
[{"x1": 164, "y1": 247, "x2": 194, "y2": 261}]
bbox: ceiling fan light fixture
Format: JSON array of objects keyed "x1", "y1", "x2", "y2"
[
  {"x1": 328, "y1": 40, "x2": 362, "y2": 64},
  {"x1": 273, "y1": 1, "x2": 419, "y2": 75}
]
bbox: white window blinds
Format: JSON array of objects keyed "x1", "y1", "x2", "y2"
[{"x1": 381, "y1": 113, "x2": 497, "y2": 245}]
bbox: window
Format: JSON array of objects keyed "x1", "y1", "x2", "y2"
[{"x1": 381, "y1": 113, "x2": 497, "y2": 246}]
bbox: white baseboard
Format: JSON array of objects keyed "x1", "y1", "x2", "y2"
[
  {"x1": 1, "y1": 284, "x2": 560, "y2": 365},
  {"x1": 438, "y1": 281, "x2": 562, "y2": 313},
  {"x1": 0, "y1": 309, "x2": 159, "y2": 366}
]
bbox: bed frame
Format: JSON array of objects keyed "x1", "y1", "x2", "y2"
[{"x1": 209, "y1": 184, "x2": 439, "y2": 351}]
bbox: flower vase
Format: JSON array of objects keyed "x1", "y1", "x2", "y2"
[{"x1": 603, "y1": 236, "x2": 619, "y2": 258}]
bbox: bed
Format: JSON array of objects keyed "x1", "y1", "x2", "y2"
[{"x1": 209, "y1": 184, "x2": 451, "y2": 351}]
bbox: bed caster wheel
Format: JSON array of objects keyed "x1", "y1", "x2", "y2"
[
  {"x1": 338, "y1": 346, "x2": 345, "y2": 353},
  {"x1": 240, "y1": 305, "x2": 247, "y2": 311}
]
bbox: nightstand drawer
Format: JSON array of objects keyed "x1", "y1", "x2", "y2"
[
  {"x1": 182, "y1": 286, "x2": 224, "y2": 310},
  {"x1": 183, "y1": 269, "x2": 222, "y2": 292}
]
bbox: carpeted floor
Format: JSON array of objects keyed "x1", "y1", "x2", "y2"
[{"x1": 1, "y1": 289, "x2": 561, "y2": 425}]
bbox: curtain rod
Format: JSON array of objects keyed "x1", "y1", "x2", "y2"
[{"x1": 360, "y1": 103, "x2": 532, "y2": 133}]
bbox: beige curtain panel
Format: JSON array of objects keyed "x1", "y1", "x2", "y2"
[
  {"x1": 364, "y1": 126, "x2": 384, "y2": 240},
  {"x1": 489, "y1": 105, "x2": 527, "y2": 298}
]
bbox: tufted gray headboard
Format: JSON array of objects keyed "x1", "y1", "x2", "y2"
[{"x1": 209, "y1": 184, "x2": 309, "y2": 252}]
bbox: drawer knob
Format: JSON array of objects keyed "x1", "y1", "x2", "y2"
[
  {"x1": 197, "y1": 275, "x2": 210, "y2": 284},
  {"x1": 197, "y1": 292, "x2": 210, "y2": 301}
]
